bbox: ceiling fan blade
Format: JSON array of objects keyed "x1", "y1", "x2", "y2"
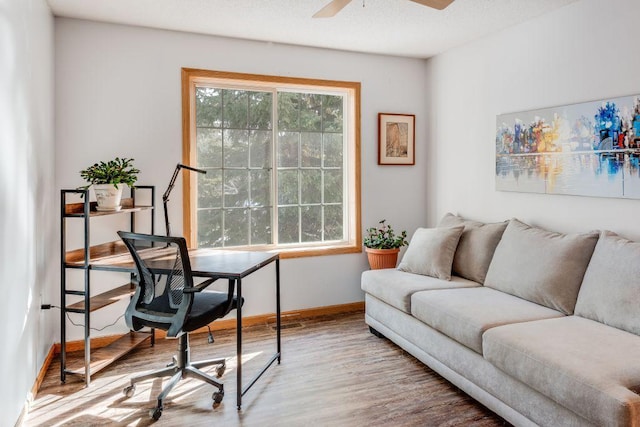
[
  {"x1": 409, "y1": 0, "x2": 455, "y2": 10},
  {"x1": 313, "y1": 0, "x2": 353, "y2": 18}
]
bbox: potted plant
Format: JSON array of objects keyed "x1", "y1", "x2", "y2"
[
  {"x1": 79, "y1": 157, "x2": 140, "y2": 211},
  {"x1": 364, "y1": 219, "x2": 408, "y2": 269}
]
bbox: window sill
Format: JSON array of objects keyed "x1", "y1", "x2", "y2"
[
  {"x1": 201, "y1": 242, "x2": 362, "y2": 259},
  {"x1": 275, "y1": 243, "x2": 362, "y2": 259}
]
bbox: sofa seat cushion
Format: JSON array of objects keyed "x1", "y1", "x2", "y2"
[
  {"x1": 483, "y1": 316, "x2": 640, "y2": 427},
  {"x1": 361, "y1": 269, "x2": 479, "y2": 313},
  {"x1": 484, "y1": 218, "x2": 599, "y2": 315},
  {"x1": 411, "y1": 287, "x2": 564, "y2": 353}
]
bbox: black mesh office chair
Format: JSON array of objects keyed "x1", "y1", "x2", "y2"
[{"x1": 117, "y1": 231, "x2": 242, "y2": 420}]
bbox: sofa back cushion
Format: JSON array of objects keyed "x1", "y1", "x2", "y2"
[
  {"x1": 575, "y1": 231, "x2": 640, "y2": 336},
  {"x1": 438, "y1": 213, "x2": 508, "y2": 284},
  {"x1": 397, "y1": 226, "x2": 464, "y2": 280},
  {"x1": 484, "y1": 219, "x2": 599, "y2": 315}
]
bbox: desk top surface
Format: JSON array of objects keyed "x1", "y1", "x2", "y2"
[
  {"x1": 186, "y1": 249, "x2": 278, "y2": 278},
  {"x1": 90, "y1": 247, "x2": 278, "y2": 278}
]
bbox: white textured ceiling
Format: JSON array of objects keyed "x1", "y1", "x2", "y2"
[{"x1": 47, "y1": 0, "x2": 579, "y2": 58}]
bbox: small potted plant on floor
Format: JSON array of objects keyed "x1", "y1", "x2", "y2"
[
  {"x1": 364, "y1": 219, "x2": 408, "y2": 269},
  {"x1": 79, "y1": 157, "x2": 140, "y2": 211}
]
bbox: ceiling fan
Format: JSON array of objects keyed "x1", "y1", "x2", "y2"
[{"x1": 313, "y1": 0, "x2": 454, "y2": 18}]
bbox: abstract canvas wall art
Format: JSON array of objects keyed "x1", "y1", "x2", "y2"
[{"x1": 496, "y1": 95, "x2": 640, "y2": 198}]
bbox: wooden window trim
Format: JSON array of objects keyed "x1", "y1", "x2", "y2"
[{"x1": 181, "y1": 68, "x2": 362, "y2": 258}]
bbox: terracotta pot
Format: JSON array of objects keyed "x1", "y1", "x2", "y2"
[{"x1": 365, "y1": 247, "x2": 400, "y2": 270}]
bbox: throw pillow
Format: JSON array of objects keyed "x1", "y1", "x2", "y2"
[
  {"x1": 484, "y1": 218, "x2": 598, "y2": 315},
  {"x1": 438, "y1": 213, "x2": 508, "y2": 284},
  {"x1": 397, "y1": 226, "x2": 464, "y2": 281},
  {"x1": 575, "y1": 231, "x2": 640, "y2": 336}
]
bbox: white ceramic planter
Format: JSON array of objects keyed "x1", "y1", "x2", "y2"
[{"x1": 93, "y1": 184, "x2": 123, "y2": 211}]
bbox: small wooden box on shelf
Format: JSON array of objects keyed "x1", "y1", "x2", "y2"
[{"x1": 60, "y1": 186, "x2": 155, "y2": 385}]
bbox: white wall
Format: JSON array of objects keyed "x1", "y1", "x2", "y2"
[
  {"x1": 0, "y1": 0, "x2": 55, "y2": 425},
  {"x1": 54, "y1": 19, "x2": 429, "y2": 340},
  {"x1": 9, "y1": 1, "x2": 636, "y2": 423},
  {"x1": 426, "y1": 0, "x2": 640, "y2": 238}
]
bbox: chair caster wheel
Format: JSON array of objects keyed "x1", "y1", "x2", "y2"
[
  {"x1": 123, "y1": 384, "x2": 136, "y2": 398},
  {"x1": 149, "y1": 406, "x2": 163, "y2": 420},
  {"x1": 216, "y1": 364, "x2": 226, "y2": 378},
  {"x1": 212, "y1": 390, "x2": 224, "y2": 408}
]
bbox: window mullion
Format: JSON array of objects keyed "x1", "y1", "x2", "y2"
[
  {"x1": 321, "y1": 135, "x2": 325, "y2": 242},
  {"x1": 320, "y1": 96, "x2": 325, "y2": 242},
  {"x1": 220, "y1": 91, "x2": 225, "y2": 248},
  {"x1": 298, "y1": 126, "x2": 302, "y2": 244},
  {"x1": 221, "y1": 90, "x2": 227, "y2": 247},
  {"x1": 272, "y1": 89, "x2": 279, "y2": 246},
  {"x1": 298, "y1": 169, "x2": 302, "y2": 244},
  {"x1": 246, "y1": 95, "x2": 251, "y2": 246}
]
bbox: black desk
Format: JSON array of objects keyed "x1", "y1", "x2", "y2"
[
  {"x1": 104, "y1": 247, "x2": 281, "y2": 410},
  {"x1": 184, "y1": 250, "x2": 281, "y2": 410}
]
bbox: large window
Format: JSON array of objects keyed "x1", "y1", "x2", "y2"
[{"x1": 182, "y1": 69, "x2": 361, "y2": 258}]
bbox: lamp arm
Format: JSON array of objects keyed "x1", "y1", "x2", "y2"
[
  {"x1": 162, "y1": 166, "x2": 181, "y2": 203},
  {"x1": 162, "y1": 163, "x2": 206, "y2": 237},
  {"x1": 178, "y1": 164, "x2": 207, "y2": 174}
]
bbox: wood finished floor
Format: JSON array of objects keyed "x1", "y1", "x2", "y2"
[{"x1": 27, "y1": 312, "x2": 509, "y2": 426}]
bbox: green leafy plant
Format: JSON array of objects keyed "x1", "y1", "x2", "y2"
[
  {"x1": 364, "y1": 219, "x2": 408, "y2": 249},
  {"x1": 79, "y1": 157, "x2": 140, "y2": 190}
]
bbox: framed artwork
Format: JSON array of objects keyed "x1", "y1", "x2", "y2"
[
  {"x1": 496, "y1": 94, "x2": 640, "y2": 199},
  {"x1": 378, "y1": 113, "x2": 415, "y2": 165}
]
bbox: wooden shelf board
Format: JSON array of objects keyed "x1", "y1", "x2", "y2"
[
  {"x1": 65, "y1": 332, "x2": 151, "y2": 376},
  {"x1": 64, "y1": 197, "x2": 153, "y2": 217},
  {"x1": 66, "y1": 283, "x2": 135, "y2": 312},
  {"x1": 65, "y1": 241, "x2": 128, "y2": 265},
  {"x1": 88, "y1": 206, "x2": 153, "y2": 218},
  {"x1": 65, "y1": 240, "x2": 155, "y2": 267}
]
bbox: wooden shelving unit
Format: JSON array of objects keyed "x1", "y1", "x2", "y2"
[
  {"x1": 64, "y1": 332, "x2": 151, "y2": 375},
  {"x1": 65, "y1": 283, "x2": 136, "y2": 313},
  {"x1": 60, "y1": 186, "x2": 155, "y2": 386}
]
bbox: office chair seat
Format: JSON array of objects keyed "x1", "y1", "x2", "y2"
[
  {"x1": 117, "y1": 231, "x2": 243, "y2": 421},
  {"x1": 139, "y1": 291, "x2": 241, "y2": 332},
  {"x1": 185, "y1": 292, "x2": 241, "y2": 332}
]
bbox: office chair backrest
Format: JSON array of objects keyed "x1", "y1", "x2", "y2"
[{"x1": 117, "y1": 231, "x2": 196, "y2": 333}]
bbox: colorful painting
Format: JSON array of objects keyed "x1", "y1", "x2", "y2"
[{"x1": 496, "y1": 95, "x2": 640, "y2": 198}]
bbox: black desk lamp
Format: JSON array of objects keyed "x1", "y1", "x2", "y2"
[{"x1": 162, "y1": 163, "x2": 206, "y2": 237}]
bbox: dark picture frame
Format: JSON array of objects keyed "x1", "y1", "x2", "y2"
[{"x1": 378, "y1": 113, "x2": 415, "y2": 165}]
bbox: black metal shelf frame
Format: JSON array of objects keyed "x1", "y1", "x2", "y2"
[{"x1": 60, "y1": 186, "x2": 155, "y2": 385}]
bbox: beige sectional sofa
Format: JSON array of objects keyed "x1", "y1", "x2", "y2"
[{"x1": 362, "y1": 214, "x2": 640, "y2": 427}]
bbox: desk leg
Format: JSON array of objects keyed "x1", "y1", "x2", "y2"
[
  {"x1": 276, "y1": 258, "x2": 281, "y2": 363},
  {"x1": 236, "y1": 278, "x2": 242, "y2": 411}
]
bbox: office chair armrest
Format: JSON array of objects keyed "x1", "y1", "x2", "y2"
[{"x1": 183, "y1": 277, "x2": 219, "y2": 293}]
